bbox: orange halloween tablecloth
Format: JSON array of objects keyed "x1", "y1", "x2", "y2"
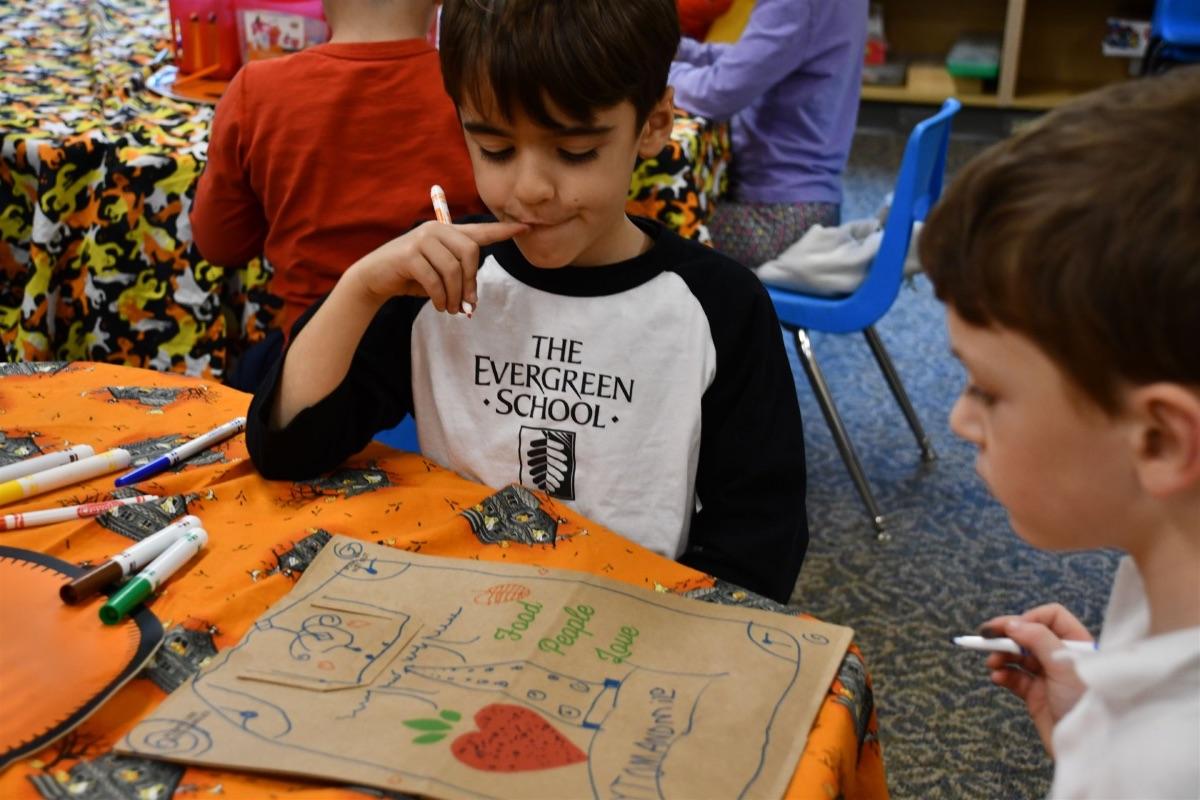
[
  {"x1": 0, "y1": 362, "x2": 885, "y2": 799},
  {"x1": 0, "y1": 0, "x2": 728, "y2": 381}
]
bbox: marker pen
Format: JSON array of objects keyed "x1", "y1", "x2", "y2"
[
  {"x1": 430, "y1": 184, "x2": 474, "y2": 317},
  {"x1": 0, "y1": 448, "x2": 131, "y2": 506},
  {"x1": 952, "y1": 635, "x2": 1098, "y2": 656},
  {"x1": 430, "y1": 183, "x2": 452, "y2": 224},
  {"x1": 2, "y1": 494, "x2": 159, "y2": 532},
  {"x1": 60, "y1": 515, "x2": 201, "y2": 604},
  {"x1": 115, "y1": 417, "x2": 245, "y2": 487},
  {"x1": 0, "y1": 445, "x2": 95, "y2": 483},
  {"x1": 100, "y1": 527, "x2": 208, "y2": 625}
]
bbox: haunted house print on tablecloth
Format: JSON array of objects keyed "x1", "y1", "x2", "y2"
[
  {"x1": 0, "y1": 432, "x2": 43, "y2": 466},
  {"x1": 461, "y1": 485, "x2": 558, "y2": 546},
  {"x1": 284, "y1": 466, "x2": 393, "y2": 505}
]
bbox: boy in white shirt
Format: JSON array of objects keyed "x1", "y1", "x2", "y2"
[{"x1": 919, "y1": 66, "x2": 1200, "y2": 798}]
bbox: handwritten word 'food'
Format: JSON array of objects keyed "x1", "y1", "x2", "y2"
[{"x1": 493, "y1": 600, "x2": 544, "y2": 641}]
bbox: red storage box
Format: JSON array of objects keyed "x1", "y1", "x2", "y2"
[{"x1": 168, "y1": 0, "x2": 241, "y2": 79}]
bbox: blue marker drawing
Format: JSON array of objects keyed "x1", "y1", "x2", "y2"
[{"x1": 120, "y1": 537, "x2": 850, "y2": 800}]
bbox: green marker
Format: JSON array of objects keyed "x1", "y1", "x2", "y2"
[{"x1": 100, "y1": 528, "x2": 208, "y2": 625}]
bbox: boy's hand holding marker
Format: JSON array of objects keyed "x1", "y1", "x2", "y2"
[
  {"x1": 345, "y1": 186, "x2": 526, "y2": 317},
  {"x1": 974, "y1": 605, "x2": 1092, "y2": 755},
  {"x1": 272, "y1": 187, "x2": 525, "y2": 428},
  {"x1": 431, "y1": 184, "x2": 474, "y2": 317}
]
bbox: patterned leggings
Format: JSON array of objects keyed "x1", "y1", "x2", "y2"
[{"x1": 708, "y1": 201, "x2": 841, "y2": 268}]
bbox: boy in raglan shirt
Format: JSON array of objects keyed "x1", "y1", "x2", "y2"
[{"x1": 246, "y1": 0, "x2": 809, "y2": 603}]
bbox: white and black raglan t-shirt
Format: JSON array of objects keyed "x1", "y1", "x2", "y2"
[{"x1": 248, "y1": 217, "x2": 809, "y2": 601}]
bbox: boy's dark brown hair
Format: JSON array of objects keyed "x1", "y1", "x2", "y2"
[
  {"x1": 438, "y1": 0, "x2": 679, "y2": 129},
  {"x1": 920, "y1": 66, "x2": 1200, "y2": 413}
]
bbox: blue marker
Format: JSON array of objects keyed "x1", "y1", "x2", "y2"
[{"x1": 115, "y1": 417, "x2": 246, "y2": 487}]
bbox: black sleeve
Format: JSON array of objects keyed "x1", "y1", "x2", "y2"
[
  {"x1": 677, "y1": 258, "x2": 809, "y2": 603},
  {"x1": 245, "y1": 294, "x2": 427, "y2": 480}
]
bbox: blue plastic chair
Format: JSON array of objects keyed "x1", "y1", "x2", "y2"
[
  {"x1": 1145, "y1": 0, "x2": 1200, "y2": 72},
  {"x1": 765, "y1": 97, "x2": 961, "y2": 535},
  {"x1": 374, "y1": 413, "x2": 419, "y2": 452}
]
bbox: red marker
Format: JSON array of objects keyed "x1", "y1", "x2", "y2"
[{"x1": 0, "y1": 494, "x2": 159, "y2": 532}]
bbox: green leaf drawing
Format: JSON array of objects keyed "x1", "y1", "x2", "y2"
[
  {"x1": 403, "y1": 718, "x2": 452, "y2": 731},
  {"x1": 412, "y1": 732, "x2": 447, "y2": 745},
  {"x1": 439, "y1": 710, "x2": 462, "y2": 722}
]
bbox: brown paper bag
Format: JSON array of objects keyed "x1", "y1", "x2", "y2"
[{"x1": 119, "y1": 537, "x2": 851, "y2": 799}]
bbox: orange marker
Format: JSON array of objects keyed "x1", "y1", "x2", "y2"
[
  {"x1": 430, "y1": 184, "x2": 452, "y2": 224},
  {"x1": 430, "y1": 185, "x2": 474, "y2": 317}
]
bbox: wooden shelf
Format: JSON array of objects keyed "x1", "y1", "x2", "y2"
[
  {"x1": 1009, "y1": 86, "x2": 1095, "y2": 110},
  {"x1": 862, "y1": 84, "x2": 1002, "y2": 107},
  {"x1": 864, "y1": 0, "x2": 1154, "y2": 110}
]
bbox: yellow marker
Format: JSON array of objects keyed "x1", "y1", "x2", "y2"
[{"x1": 0, "y1": 448, "x2": 132, "y2": 506}]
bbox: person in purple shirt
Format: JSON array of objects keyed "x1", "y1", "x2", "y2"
[{"x1": 669, "y1": 0, "x2": 867, "y2": 267}]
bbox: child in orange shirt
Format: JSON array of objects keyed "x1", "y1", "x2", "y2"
[{"x1": 192, "y1": 0, "x2": 484, "y2": 389}]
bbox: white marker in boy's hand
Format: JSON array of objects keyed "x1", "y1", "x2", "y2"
[
  {"x1": 430, "y1": 184, "x2": 474, "y2": 317},
  {"x1": 952, "y1": 635, "x2": 1097, "y2": 656}
]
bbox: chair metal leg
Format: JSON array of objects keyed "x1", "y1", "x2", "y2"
[
  {"x1": 863, "y1": 326, "x2": 936, "y2": 462},
  {"x1": 792, "y1": 329, "x2": 888, "y2": 537}
]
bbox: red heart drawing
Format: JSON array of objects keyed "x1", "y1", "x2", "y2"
[{"x1": 451, "y1": 703, "x2": 587, "y2": 772}]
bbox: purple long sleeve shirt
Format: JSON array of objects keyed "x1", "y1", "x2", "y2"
[{"x1": 669, "y1": 0, "x2": 867, "y2": 205}]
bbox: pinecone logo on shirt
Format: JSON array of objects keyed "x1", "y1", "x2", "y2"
[{"x1": 519, "y1": 427, "x2": 575, "y2": 500}]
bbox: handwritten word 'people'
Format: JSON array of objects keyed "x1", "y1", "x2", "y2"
[{"x1": 537, "y1": 604, "x2": 595, "y2": 656}]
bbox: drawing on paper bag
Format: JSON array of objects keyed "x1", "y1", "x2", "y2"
[{"x1": 119, "y1": 536, "x2": 852, "y2": 799}]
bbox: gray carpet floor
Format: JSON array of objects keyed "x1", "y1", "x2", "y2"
[{"x1": 784, "y1": 124, "x2": 1122, "y2": 799}]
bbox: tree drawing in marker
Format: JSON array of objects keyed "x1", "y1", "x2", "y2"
[{"x1": 404, "y1": 660, "x2": 616, "y2": 728}]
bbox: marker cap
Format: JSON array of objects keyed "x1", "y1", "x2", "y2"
[
  {"x1": 60, "y1": 561, "x2": 122, "y2": 605},
  {"x1": 99, "y1": 576, "x2": 152, "y2": 625}
]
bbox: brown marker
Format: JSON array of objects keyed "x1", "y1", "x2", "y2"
[
  {"x1": 59, "y1": 515, "x2": 200, "y2": 604},
  {"x1": 60, "y1": 560, "x2": 123, "y2": 605}
]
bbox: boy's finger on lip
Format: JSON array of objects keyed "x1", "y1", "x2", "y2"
[{"x1": 460, "y1": 221, "x2": 530, "y2": 245}]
